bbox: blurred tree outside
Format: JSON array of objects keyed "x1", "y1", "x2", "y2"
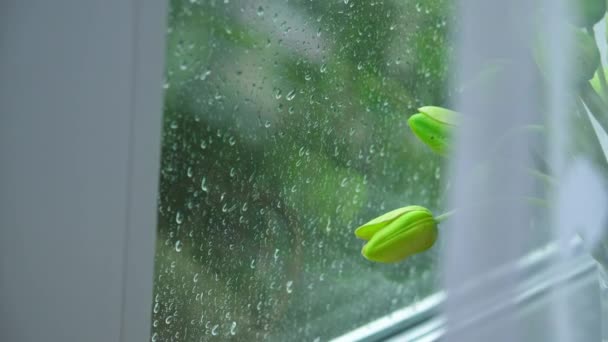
[{"x1": 152, "y1": 0, "x2": 451, "y2": 340}]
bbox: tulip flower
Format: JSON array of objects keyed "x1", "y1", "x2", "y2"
[
  {"x1": 355, "y1": 206, "x2": 439, "y2": 263},
  {"x1": 407, "y1": 106, "x2": 458, "y2": 156},
  {"x1": 567, "y1": 0, "x2": 606, "y2": 28},
  {"x1": 534, "y1": 26, "x2": 600, "y2": 85}
]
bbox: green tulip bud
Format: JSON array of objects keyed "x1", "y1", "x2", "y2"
[
  {"x1": 534, "y1": 26, "x2": 600, "y2": 85},
  {"x1": 573, "y1": 28, "x2": 601, "y2": 82},
  {"x1": 355, "y1": 206, "x2": 438, "y2": 263},
  {"x1": 407, "y1": 106, "x2": 459, "y2": 156},
  {"x1": 567, "y1": 0, "x2": 606, "y2": 28}
]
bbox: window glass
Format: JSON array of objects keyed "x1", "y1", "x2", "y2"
[{"x1": 152, "y1": 0, "x2": 451, "y2": 340}]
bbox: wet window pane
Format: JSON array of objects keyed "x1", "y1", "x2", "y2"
[{"x1": 152, "y1": 0, "x2": 451, "y2": 340}]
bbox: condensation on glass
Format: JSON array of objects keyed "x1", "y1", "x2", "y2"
[{"x1": 151, "y1": 0, "x2": 451, "y2": 340}]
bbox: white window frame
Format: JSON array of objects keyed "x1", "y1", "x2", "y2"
[{"x1": 0, "y1": 1, "x2": 167, "y2": 341}]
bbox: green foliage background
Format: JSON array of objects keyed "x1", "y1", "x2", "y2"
[{"x1": 152, "y1": 0, "x2": 451, "y2": 340}]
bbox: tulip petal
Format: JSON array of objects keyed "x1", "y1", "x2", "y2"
[
  {"x1": 418, "y1": 106, "x2": 459, "y2": 126},
  {"x1": 362, "y1": 210, "x2": 437, "y2": 263},
  {"x1": 408, "y1": 113, "x2": 452, "y2": 155},
  {"x1": 354, "y1": 205, "x2": 428, "y2": 240}
]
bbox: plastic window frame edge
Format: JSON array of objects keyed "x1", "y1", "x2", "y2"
[
  {"x1": 121, "y1": 1, "x2": 169, "y2": 342},
  {"x1": 331, "y1": 240, "x2": 596, "y2": 342}
]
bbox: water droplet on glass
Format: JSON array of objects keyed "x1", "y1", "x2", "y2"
[
  {"x1": 228, "y1": 136, "x2": 236, "y2": 146},
  {"x1": 286, "y1": 89, "x2": 296, "y2": 101},
  {"x1": 304, "y1": 73, "x2": 312, "y2": 81},
  {"x1": 320, "y1": 64, "x2": 327, "y2": 73},
  {"x1": 274, "y1": 88, "x2": 282, "y2": 99},
  {"x1": 186, "y1": 167, "x2": 193, "y2": 178},
  {"x1": 286, "y1": 280, "x2": 293, "y2": 293},
  {"x1": 175, "y1": 240, "x2": 183, "y2": 252},
  {"x1": 201, "y1": 177, "x2": 208, "y2": 192},
  {"x1": 193, "y1": 273, "x2": 199, "y2": 283},
  {"x1": 200, "y1": 69, "x2": 211, "y2": 81},
  {"x1": 153, "y1": 302, "x2": 160, "y2": 313},
  {"x1": 151, "y1": 332, "x2": 158, "y2": 342},
  {"x1": 257, "y1": 6, "x2": 264, "y2": 16},
  {"x1": 343, "y1": 0, "x2": 349, "y2": 4},
  {"x1": 211, "y1": 324, "x2": 219, "y2": 336},
  {"x1": 230, "y1": 321, "x2": 237, "y2": 335},
  {"x1": 200, "y1": 140, "x2": 207, "y2": 149},
  {"x1": 264, "y1": 121, "x2": 271, "y2": 128},
  {"x1": 250, "y1": 259, "x2": 256, "y2": 269},
  {"x1": 175, "y1": 211, "x2": 183, "y2": 224}
]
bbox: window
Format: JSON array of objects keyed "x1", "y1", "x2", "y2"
[
  {"x1": 152, "y1": 0, "x2": 451, "y2": 340},
  {"x1": 2, "y1": 1, "x2": 605, "y2": 342}
]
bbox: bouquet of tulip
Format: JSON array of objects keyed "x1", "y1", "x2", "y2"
[{"x1": 354, "y1": 0, "x2": 608, "y2": 265}]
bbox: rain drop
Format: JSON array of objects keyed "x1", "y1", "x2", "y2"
[
  {"x1": 175, "y1": 240, "x2": 183, "y2": 252},
  {"x1": 286, "y1": 280, "x2": 293, "y2": 293},
  {"x1": 175, "y1": 211, "x2": 183, "y2": 224},
  {"x1": 201, "y1": 177, "x2": 208, "y2": 192},
  {"x1": 200, "y1": 69, "x2": 211, "y2": 81},
  {"x1": 257, "y1": 6, "x2": 264, "y2": 16},
  {"x1": 230, "y1": 321, "x2": 237, "y2": 335},
  {"x1": 286, "y1": 89, "x2": 296, "y2": 101}
]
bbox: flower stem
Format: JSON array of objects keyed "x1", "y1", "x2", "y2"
[{"x1": 435, "y1": 209, "x2": 455, "y2": 223}]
